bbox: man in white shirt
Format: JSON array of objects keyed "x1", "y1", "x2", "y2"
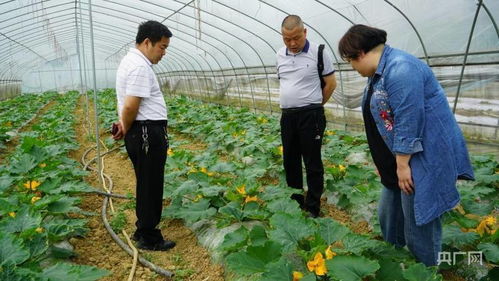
[
  {"x1": 276, "y1": 15, "x2": 337, "y2": 218},
  {"x1": 113, "y1": 20, "x2": 175, "y2": 251}
]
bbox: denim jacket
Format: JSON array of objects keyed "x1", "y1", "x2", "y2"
[{"x1": 362, "y1": 45, "x2": 474, "y2": 226}]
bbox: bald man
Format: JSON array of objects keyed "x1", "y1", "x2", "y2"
[{"x1": 277, "y1": 15, "x2": 337, "y2": 217}]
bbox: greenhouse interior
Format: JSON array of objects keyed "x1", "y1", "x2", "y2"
[{"x1": 0, "y1": 0, "x2": 498, "y2": 280}]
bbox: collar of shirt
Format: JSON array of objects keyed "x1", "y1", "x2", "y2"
[
  {"x1": 374, "y1": 44, "x2": 392, "y2": 76},
  {"x1": 286, "y1": 39, "x2": 310, "y2": 56},
  {"x1": 129, "y1": 48, "x2": 152, "y2": 67}
]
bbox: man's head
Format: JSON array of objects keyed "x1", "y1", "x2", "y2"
[
  {"x1": 136, "y1": 20, "x2": 173, "y2": 64},
  {"x1": 281, "y1": 15, "x2": 307, "y2": 54}
]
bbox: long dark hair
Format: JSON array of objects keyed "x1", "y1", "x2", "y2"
[{"x1": 338, "y1": 24, "x2": 387, "y2": 61}]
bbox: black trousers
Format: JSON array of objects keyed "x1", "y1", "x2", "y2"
[
  {"x1": 280, "y1": 107, "x2": 326, "y2": 215},
  {"x1": 124, "y1": 120, "x2": 168, "y2": 244}
]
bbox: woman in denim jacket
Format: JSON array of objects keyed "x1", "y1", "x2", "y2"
[{"x1": 338, "y1": 25, "x2": 474, "y2": 266}]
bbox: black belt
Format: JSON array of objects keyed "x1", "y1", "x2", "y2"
[
  {"x1": 281, "y1": 104, "x2": 323, "y2": 113},
  {"x1": 134, "y1": 120, "x2": 167, "y2": 126}
]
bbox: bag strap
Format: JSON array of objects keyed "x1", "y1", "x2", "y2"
[{"x1": 318, "y1": 44, "x2": 325, "y2": 89}]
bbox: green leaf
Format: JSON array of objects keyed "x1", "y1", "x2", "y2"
[
  {"x1": 42, "y1": 263, "x2": 110, "y2": 281},
  {"x1": 461, "y1": 199, "x2": 494, "y2": 216},
  {"x1": 0, "y1": 266, "x2": 37, "y2": 281},
  {"x1": 219, "y1": 201, "x2": 245, "y2": 221},
  {"x1": 249, "y1": 225, "x2": 267, "y2": 246},
  {"x1": 402, "y1": 263, "x2": 442, "y2": 281},
  {"x1": 260, "y1": 258, "x2": 293, "y2": 281},
  {"x1": 43, "y1": 181, "x2": 93, "y2": 194},
  {"x1": 368, "y1": 243, "x2": 413, "y2": 261},
  {"x1": 478, "y1": 243, "x2": 499, "y2": 263},
  {"x1": 170, "y1": 180, "x2": 200, "y2": 198},
  {"x1": 48, "y1": 197, "x2": 80, "y2": 213},
  {"x1": 0, "y1": 233, "x2": 30, "y2": 266},
  {"x1": 211, "y1": 162, "x2": 236, "y2": 173},
  {"x1": 9, "y1": 153, "x2": 38, "y2": 174},
  {"x1": 315, "y1": 217, "x2": 350, "y2": 244},
  {"x1": 25, "y1": 233, "x2": 49, "y2": 259},
  {"x1": 0, "y1": 175, "x2": 14, "y2": 193},
  {"x1": 226, "y1": 241, "x2": 282, "y2": 275},
  {"x1": 266, "y1": 198, "x2": 302, "y2": 215},
  {"x1": 446, "y1": 211, "x2": 479, "y2": 228},
  {"x1": 327, "y1": 255, "x2": 380, "y2": 281},
  {"x1": 442, "y1": 225, "x2": 480, "y2": 248},
  {"x1": 269, "y1": 213, "x2": 314, "y2": 252},
  {"x1": 45, "y1": 218, "x2": 87, "y2": 240},
  {"x1": 260, "y1": 185, "x2": 296, "y2": 201},
  {"x1": 480, "y1": 267, "x2": 499, "y2": 281},
  {"x1": 50, "y1": 245, "x2": 76, "y2": 259},
  {"x1": 221, "y1": 226, "x2": 249, "y2": 251},
  {"x1": 340, "y1": 234, "x2": 382, "y2": 255},
  {"x1": 199, "y1": 185, "x2": 225, "y2": 197},
  {"x1": 177, "y1": 199, "x2": 216, "y2": 224},
  {"x1": 0, "y1": 207, "x2": 41, "y2": 233},
  {"x1": 375, "y1": 258, "x2": 407, "y2": 281}
]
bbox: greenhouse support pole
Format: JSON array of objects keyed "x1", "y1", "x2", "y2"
[
  {"x1": 452, "y1": 0, "x2": 482, "y2": 114},
  {"x1": 75, "y1": 10, "x2": 85, "y2": 95},
  {"x1": 88, "y1": 0, "x2": 103, "y2": 186},
  {"x1": 52, "y1": 65, "x2": 58, "y2": 92},
  {"x1": 69, "y1": 58, "x2": 75, "y2": 91},
  {"x1": 38, "y1": 71, "x2": 43, "y2": 93},
  {"x1": 104, "y1": 60, "x2": 109, "y2": 88},
  {"x1": 79, "y1": 0, "x2": 91, "y2": 134}
]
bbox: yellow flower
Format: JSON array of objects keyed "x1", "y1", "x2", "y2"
[
  {"x1": 325, "y1": 130, "x2": 335, "y2": 136},
  {"x1": 193, "y1": 194, "x2": 203, "y2": 202},
  {"x1": 236, "y1": 185, "x2": 246, "y2": 195},
  {"x1": 484, "y1": 216, "x2": 496, "y2": 226},
  {"x1": 35, "y1": 227, "x2": 44, "y2": 233},
  {"x1": 475, "y1": 216, "x2": 497, "y2": 236},
  {"x1": 24, "y1": 180, "x2": 41, "y2": 191},
  {"x1": 292, "y1": 271, "x2": 304, "y2": 281},
  {"x1": 8, "y1": 212, "x2": 16, "y2": 218},
  {"x1": 278, "y1": 146, "x2": 283, "y2": 155},
  {"x1": 257, "y1": 117, "x2": 268, "y2": 124},
  {"x1": 338, "y1": 165, "x2": 346, "y2": 172},
  {"x1": 200, "y1": 167, "x2": 214, "y2": 176},
  {"x1": 245, "y1": 195, "x2": 258, "y2": 203},
  {"x1": 31, "y1": 196, "x2": 41, "y2": 204},
  {"x1": 188, "y1": 167, "x2": 197, "y2": 174},
  {"x1": 39, "y1": 163, "x2": 47, "y2": 168},
  {"x1": 167, "y1": 148, "x2": 174, "y2": 156},
  {"x1": 307, "y1": 252, "x2": 327, "y2": 276},
  {"x1": 325, "y1": 246, "x2": 337, "y2": 260}
]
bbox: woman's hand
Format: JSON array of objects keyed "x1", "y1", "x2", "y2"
[{"x1": 396, "y1": 154, "x2": 414, "y2": 195}]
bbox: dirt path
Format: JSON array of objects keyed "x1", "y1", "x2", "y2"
[{"x1": 69, "y1": 96, "x2": 224, "y2": 281}]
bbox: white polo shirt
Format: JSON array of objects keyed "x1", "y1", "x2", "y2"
[
  {"x1": 276, "y1": 40, "x2": 335, "y2": 108},
  {"x1": 116, "y1": 48, "x2": 167, "y2": 121}
]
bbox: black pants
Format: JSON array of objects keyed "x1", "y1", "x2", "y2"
[
  {"x1": 124, "y1": 120, "x2": 168, "y2": 244},
  {"x1": 280, "y1": 107, "x2": 326, "y2": 215}
]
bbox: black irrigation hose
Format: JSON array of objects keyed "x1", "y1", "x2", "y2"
[
  {"x1": 89, "y1": 189, "x2": 132, "y2": 199},
  {"x1": 81, "y1": 145, "x2": 174, "y2": 278}
]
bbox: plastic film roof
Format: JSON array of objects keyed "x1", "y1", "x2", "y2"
[{"x1": 0, "y1": 0, "x2": 497, "y2": 88}]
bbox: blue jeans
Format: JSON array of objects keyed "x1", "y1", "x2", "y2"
[{"x1": 378, "y1": 187, "x2": 442, "y2": 266}]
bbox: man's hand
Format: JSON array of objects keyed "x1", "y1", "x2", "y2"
[{"x1": 112, "y1": 121, "x2": 125, "y2": 140}]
